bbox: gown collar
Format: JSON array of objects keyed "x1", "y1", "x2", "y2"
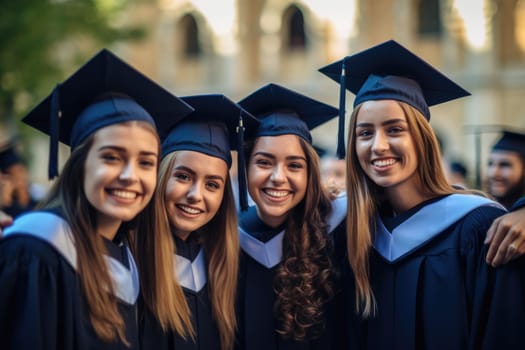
[
  {"x1": 4, "y1": 211, "x2": 140, "y2": 304},
  {"x1": 173, "y1": 231, "x2": 207, "y2": 292},
  {"x1": 373, "y1": 194, "x2": 505, "y2": 263},
  {"x1": 239, "y1": 194, "x2": 347, "y2": 269}
]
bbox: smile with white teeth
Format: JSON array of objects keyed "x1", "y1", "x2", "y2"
[
  {"x1": 373, "y1": 159, "x2": 396, "y2": 167},
  {"x1": 177, "y1": 205, "x2": 202, "y2": 214},
  {"x1": 110, "y1": 189, "x2": 137, "y2": 199},
  {"x1": 264, "y1": 189, "x2": 290, "y2": 198}
]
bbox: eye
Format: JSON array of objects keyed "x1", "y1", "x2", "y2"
[
  {"x1": 139, "y1": 158, "x2": 157, "y2": 168},
  {"x1": 206, "y1": 181, "x2": 221, "y2": 190},
  {"x1": 388, "y1": 126, "x2": 404, "y2": 134},
  {"x1": 356, "y1": 129, "x2": 372, "y2": 138},
  {"x1": 288, "y1": 162, "x2": 304, "y2": 170},
  {"x1": 255, "y1": 157, "x2": 272, "y2": 167},
  {"x1": 100, "y1": 152, "x2": 121, "y2": 162},
  {"x1": 174, "y1": 172, "x2": 191, "y2": 182}
]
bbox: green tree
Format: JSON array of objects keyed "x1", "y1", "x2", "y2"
[{"x1": 0, "y1": 0, "x2": 144, "y2": 130}]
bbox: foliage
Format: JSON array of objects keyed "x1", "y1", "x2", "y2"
[{"x1": 0, "y1": 0, "x2": 144, "y2": 125}]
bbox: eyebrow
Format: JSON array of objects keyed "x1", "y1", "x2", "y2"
[
  {"x1": 253, "y1": 151, "x2": 307, "y2": 162},
  {"x1": 174, "y1": 165, "x2": 226, "y2": 182},
  {"x1": 98, "y1": 145, "x2": 158, "y2": 157}
]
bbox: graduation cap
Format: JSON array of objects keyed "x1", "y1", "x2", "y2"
[
  {"x1": 161, "y1": 94, "x2": 259, "y2": 211},
  {"x1": 492, "y1": 130, "x2": 525, "y2": 158},
  {"x1": 22, "y1": 49, "x2": 194, "y2": 179},
  {"x1": 237, "y1": 83, "x2": 338, "y2": 146},
  {"x1": 319, "y1": 39, "x2": 471, "y2": 157}
]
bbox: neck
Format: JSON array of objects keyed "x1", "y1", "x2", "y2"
[
  {"x1": 386, "y1": 185, "x2": 434, "y2": 215},
  {"x1": 97, "y1": 217, "x2": 122, "y2": 241}
]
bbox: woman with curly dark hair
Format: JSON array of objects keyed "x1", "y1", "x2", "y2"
[{"x1": 236, "y1": 83, "x2": 347, "y2": 349}]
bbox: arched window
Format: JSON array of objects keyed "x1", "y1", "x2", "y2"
[
  {"x1": 416, "y1": 0, "x2": 442, "y2": 37},
  {"x1": 178, "y1": 14, "x2": 201, "y2": 58},
  {"x1": 283, "y1": 5, "x2": 307, "y2": 51}
]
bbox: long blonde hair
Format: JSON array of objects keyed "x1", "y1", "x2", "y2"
[
  {"x1": 40, "y1": 121, "x2": 159, "y2": 345},
  {"x1": 345, "y1": 101, "x2": 457, "y2": 317},
  {"x1": 136, "y1": 151, "x2": 239, "y2": 350}
]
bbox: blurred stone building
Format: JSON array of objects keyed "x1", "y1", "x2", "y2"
[{"x1": 30, "y1": 0, "x2": 525, "y2": 189}]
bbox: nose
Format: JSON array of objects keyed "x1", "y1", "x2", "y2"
[
  {"x1": 186, "y1": 182, "x2": 203, "y2": 203},
  {"x1": 119, "y1": 162, "x2": 138, "y2": 183},
  {"x1": 270, "y1": 164, "x2": 286, "y2": 184},
  {"x1": 371, "y1": 131, "x2": 389, "y2": 153}
]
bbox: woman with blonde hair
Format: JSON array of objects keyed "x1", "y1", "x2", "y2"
[
  {"x1": 0, "y1": 49, "x2": 193, "y2": 350},
  {"x1": 320, "y1": 40, "x2": 525, "y2": 349},
  {"x1": 139, "y1": 94, "x2": 258, "y2": 350}
]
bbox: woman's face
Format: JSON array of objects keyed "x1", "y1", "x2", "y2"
[
  {"x1": 355, "y1": 100, "x2": 419, "y2": 194},
  {"x1": 247, "y1": 134, "x2": 308, "y2": 227},
  {"x1": 164, "y1": 151, "x2": 228, "y2": 240},
  {"x1": 83, "y1": 123, "x2": 159, "y2": 237}
]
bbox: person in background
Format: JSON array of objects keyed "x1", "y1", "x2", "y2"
[
  {"x1": 0, "y1": 140, "x2": 38, "y2": 217},
  {"x1": 0, "y1": 49, "x2": 194, "y2": 350},
  {"x1": 445, "y1": 159, "x2": 469, "y2": 189},
  {"x1": 236, "y1": 83, "x2": 346, "y2": 350},
  {"x1": 486, "y1": 130, "x2": 525, "y2": 209},
  {"x1": 320, "y1": 153, "x2": 347, "y2": 197},
  {"x1": 320, "y1": 39, "x2": 525, "y2": 349},
  {"x1": 139, "y1": 94, "x2": 259, "y2": 350}
]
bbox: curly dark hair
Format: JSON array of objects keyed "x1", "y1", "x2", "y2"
[{"x1": 270, "y1": 138, "x2": 335, "y2": 340}]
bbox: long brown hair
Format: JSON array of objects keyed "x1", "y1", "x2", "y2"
[
  {"x1": 246, "y1": 136, "x2": 335, "y2": 340},
  {"x1": 39, "y1": 120, "x2": 159, "y2": 345},
  {"x1": 137, "y1": 151, "x2": 239, "y2": 350},
  {"x1": 345, "y1": 101, "x2": 457, "y2": 317}
]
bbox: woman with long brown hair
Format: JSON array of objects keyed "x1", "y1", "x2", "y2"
[
  {"x1": 0, "y1": 49, "x2": 193, "y2": 350},
  {"x1": 236, "y1": 83, "x2": 346, "y2": 349},
  {"x1": 321, "y1": 40, "x2": 525, "y2": 349},
  {"x1": 139, "y1": 94, "x2": 258, "y2": 350}
]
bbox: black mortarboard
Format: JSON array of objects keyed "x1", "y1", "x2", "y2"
[
  {"x1": 238, "y1": 83, "x2": 338, "y2": 146},
  {"x1": 161, "y1": 94, "x2": 259, "y2": 211},
  {"x1": 319, "y1": 40, "x2": 470, "y2": 157},
  {"x1": 492, "y1": 130, "x2": 525, "y2": 158},
  {"x1": 22, "y1": 49, "x2": 194, "y2": 179}
]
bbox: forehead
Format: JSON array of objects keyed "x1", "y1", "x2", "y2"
[
  {"x1": 356, "y1": 100, "x2": 406, "y2": 123},
  {"x1": 252, "y1": 134, "x2": 305, "y2": 155},
  {"x1": 172, "y1": 150, "x2": 229, "y2": 175},
  {"x1": 91, "y1": 122, "x2": 159, "y2": 148},
  {"x1": 489, "y1": 150, "x2": 523, "y2": 164}
]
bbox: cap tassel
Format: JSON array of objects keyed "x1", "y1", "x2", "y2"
[
  {"x1": 336, "y1": 59, "x2": 346, "y2": 159},
  {"x1": 48, "y1": 84, "x2": 61, "y2": 179},
  {"x1": 237, "y1": 114, "x2": 249, "y2": 211}
]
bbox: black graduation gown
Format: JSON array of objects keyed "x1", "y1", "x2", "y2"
[
  {"x1": 0, "y1": 210, "x2": 139, "y2": 350},
  {"x1": 237, "y1": 200, "x2": 347, "y2": 350},
  {"x1": 141, "y1": 232, "x2": 221, "y2": 350},
  {"x1": 341, "y1": 194, "x2": 525, "y2": 350}
]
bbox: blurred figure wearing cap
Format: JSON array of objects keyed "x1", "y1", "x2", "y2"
[
  {"x1": 0, "y1": 49, "x2": 194, "y2": 349},
  {"x1": 138, "y1": 94, "x2": 258, "y2": 350},
  {"x1": 320, "y1": 40, "x2": 525, "y2": 349},
  {"x1": 236, "y1": 83, "x2": 346, "y2": 349},
  {"x1": 486, "y1": 130, "x2": 525, "y2": 209}
]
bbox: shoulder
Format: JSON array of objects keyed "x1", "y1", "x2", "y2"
[{"x1": 0, "y1": 235, "x2": 66, "y2": 269}]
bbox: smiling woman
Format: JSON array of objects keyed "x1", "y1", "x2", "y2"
[
  {"x1": 320, "y1": 39, "x2": 525, "y2": 349},
  {"x1": 0, "y1": 49, "x2": 193, "y2": 350},
  {"x1": 236, "y1": 83, "x2": 345, "y2": 350},
  {"x1": 138, "y1": 94, "x2": 259, "y2": 350}
]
